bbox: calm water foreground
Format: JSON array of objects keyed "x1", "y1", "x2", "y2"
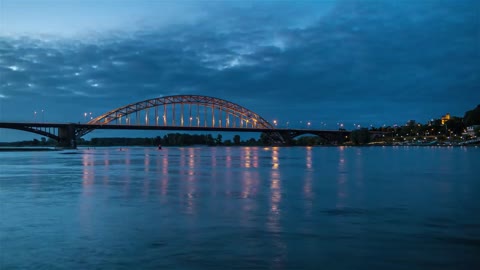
[{"x1": 0, "y1": 146, "x2": 479, "y2": 269}]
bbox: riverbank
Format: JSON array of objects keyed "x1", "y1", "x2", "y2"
[{"x1": 0, "y1": 147, "x2": 58, "y2": 152}]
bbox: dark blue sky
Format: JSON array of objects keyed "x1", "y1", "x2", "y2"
[{"x1": 0, "y1": 0, "x2": 479, "y2": 141}]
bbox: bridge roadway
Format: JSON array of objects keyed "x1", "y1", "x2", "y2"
[{"x1": 0, "y1": 121, "x2": 351, "y2": 148}]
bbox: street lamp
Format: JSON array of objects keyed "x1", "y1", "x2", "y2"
[
  {"x1": 84, "y1": 112, "x2": 87, "y2": 122},
  {"x1": 41, "y1": 109, "x2": 45, "y2": 122},
  {"x1": 34, "y1": 111, "x2": 37, "y2": 122}
]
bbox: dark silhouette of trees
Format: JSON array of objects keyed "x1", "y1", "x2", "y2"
[
  {"x1": 215, "y1": 134, "x2": 223, "y2": 145},
  {"x1": 350, "y1": 128, "x2": 371, "y2": 145},
  {"x1": 260, "y1": 132, "x2": 271, "y2": 145},
  {"x1": 233, "y1": 135, "x2": 241, "y2": 145},
  {"x1": 464, "y1": 105, "x2": 480, "y2": 126}
]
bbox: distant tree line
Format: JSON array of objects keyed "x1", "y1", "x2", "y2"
[
  {"x1": 81, "y1": 133, "x2": 264, "y2": 147},
  {"x1": 81, "y1": 133, "x2": 337, "y2": 147},
  {"x1": 80, "y1": 133, "x2": 339, "y2": 147},
  {"x1": 0, "y1": 137, "x2": 56, "y2": 147},
  {"x1": 0, "y1": 133, "x2": 342, "y2": 147}
]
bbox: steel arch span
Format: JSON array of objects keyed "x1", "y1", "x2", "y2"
[{"x1": 77, "y1": 95, "x2": 274, "y2": 137}]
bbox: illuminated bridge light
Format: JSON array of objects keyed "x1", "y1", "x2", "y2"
[
  {"x1": 0, "y1": 95, "x2": 370, "y2": 147},
  {"x1": 81, "y1": 95, "x2": 274, "y2": 135}
]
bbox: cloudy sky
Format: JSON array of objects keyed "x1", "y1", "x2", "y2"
[{"x1": 0, "y1": 0, "x2": 479, "y2": 141}]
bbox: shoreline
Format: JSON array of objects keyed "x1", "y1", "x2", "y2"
[
  {"x1": 0, "y1": 144, "x2": 478, "y2": 152},
  {"x1": 0, "y1": 147, "x2": 59, "y2": 152}
]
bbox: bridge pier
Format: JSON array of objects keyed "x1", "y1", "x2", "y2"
[
  {"x1": 276, "y1": 131, "x2": 294, "y2": 145},
  {"x1": 261, "y1": 131, "x2": 288, "y2": 145},
  {"x1": 57, "y1": 124, "x2": 77, "y2": 149}
]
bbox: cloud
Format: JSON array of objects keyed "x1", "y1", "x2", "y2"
[
  {"x1": 0, "y1": 0, "x2": 206, "y2": 37},
  {"x1": 0, "y1": 0, "x2": 479, "y2": 129}
]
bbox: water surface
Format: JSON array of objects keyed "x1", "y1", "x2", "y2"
[{"x1": 1, "y1": 146, "x2": 479, "y2": 269}]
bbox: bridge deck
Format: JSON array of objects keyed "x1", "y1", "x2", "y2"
[{"x1": 0, "y1": 122, "x2": 351, "y2": 134}]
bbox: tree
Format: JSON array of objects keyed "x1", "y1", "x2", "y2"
[
  {"x1": 464, "y1": 105, "x2": 480, "y2": 126},
  {"x1": 154, "y1": 136, "x2": 162, "y2": 146},
  {"x1": 206, "y1": 134, "x2": 215, "y2": 146},
  {"x1": 445, "y1": 117, "x2": 465, "y2": 135},
  {"x1": 246, "y1": 138, "x2": 258, "y2": 145},
  {"x1": 215, "y1": 134, "x2": 223, "y2": 145},
  {"x1": 143, "y1": 137, "x2": 152, "y2": 145},
  {"x1": 233, "y1": 135, "x2": 241, "y2": 145},
  {"x1": 260, "y1": 132, "x2": 271, "y2": 145},
  {"x1": 350, "y1": 128, "x2": 370, "y2": 145}
]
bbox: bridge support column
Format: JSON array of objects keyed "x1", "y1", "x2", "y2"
[
  {"x1": 262, "y1": 131, "x2": 288, "y2": 146},
  {"x1": 274, "y1": 131, "x2": 293, "y2": 146},
  {"x1": 58, "y1": 124, "x2": 77, "y2": 149}
]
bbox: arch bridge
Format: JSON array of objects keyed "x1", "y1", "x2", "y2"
[
  {"x1": 77, "y1": 95, "x2": 274, "y2": 137},
  {"x1": 0, "y1": 95, "x2": 354, "y2": 148}
]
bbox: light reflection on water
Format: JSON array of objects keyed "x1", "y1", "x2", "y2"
[{"x1": 1, "y1": 146, "x2": 480, "y2": 269}]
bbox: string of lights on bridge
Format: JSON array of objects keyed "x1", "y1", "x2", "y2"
[
  {"x1": 31, "y1": 109, "x2": 387, "y2": 131},
  {"x1": 29, "y1": 96, "x2": 396, "y2": 131}
]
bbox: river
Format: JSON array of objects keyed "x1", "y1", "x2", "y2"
[{"x1": 1, "y1": 146, "x2": 479, "y2": 269}]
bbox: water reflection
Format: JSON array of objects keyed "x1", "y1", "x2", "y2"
[
  {"x1": 160, "y1": 149, "x2": 169, "y2": 196},
  {"x1": 123, "y1": 148, "x2": 131, "y2": 194},
  {"x1": 103, "y1": 151, "x2": 110, "y2": 185},
  {"x1": 252, "y1": 147, "x2": 259, "y2": 168},
  {"x1": 1, "y1": 146, "x2": 478, "y2": 270},
  {"x1": 242, "y1": 147, "x2": 251, "y2": 168},
  {"x1": 336, "y1": 146, "x2": 348, "y2": 209},
  {"x1": 144, "y1": 151, "x2": 150, "y2": 173},
  {"x1": 268, "y1": 148, "x2": 286, "y2": 268},
  {"x1": 225, "y1": 147, "x2": 232, "y2": 168},
  {"x1": 241, "y1": 147, "x2": 259, "y2": 168},
  {"x1": 210, "y1": 147, "x2": 217, "y2": 168},
  {"x1": 353, "y1": 148, "x2": 364, "y2": 189},
  {"x1": 180, "y1": 147, "x2": 186, "y2": 169},
  {"x1": 268, "y1": 148, "x2": 282, "y2": 232},
  {"x1": 143, "y1": 150, "x2": 150, "y2": 198},
  {"x1": 187, "y1": 148, "x2": 195, "y2": 176},
  {"x1": 306, "y1": 146, "x2": 312, "y2": 169},
  {"x1": 241, "y1": 170, "x2": 253, "y2": 199},
  {"x1": 271, "y1": 147, "x2": 279, "y2": 169},
  {"x1": 80, "y1": 152, "x2": 95, "y2": 237},
  {"x1": 82, "y1": 152, "x2": 94, "y2": 195},
  {"x1": 269, "y1": 170, "x2": 281, "y2": 221},
  {"x1": 304, "y1": 147, "x2": 313, "y2": 216},
  {"x1": 185, "y1": 148, "x2": 197, "y2": 215}
]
